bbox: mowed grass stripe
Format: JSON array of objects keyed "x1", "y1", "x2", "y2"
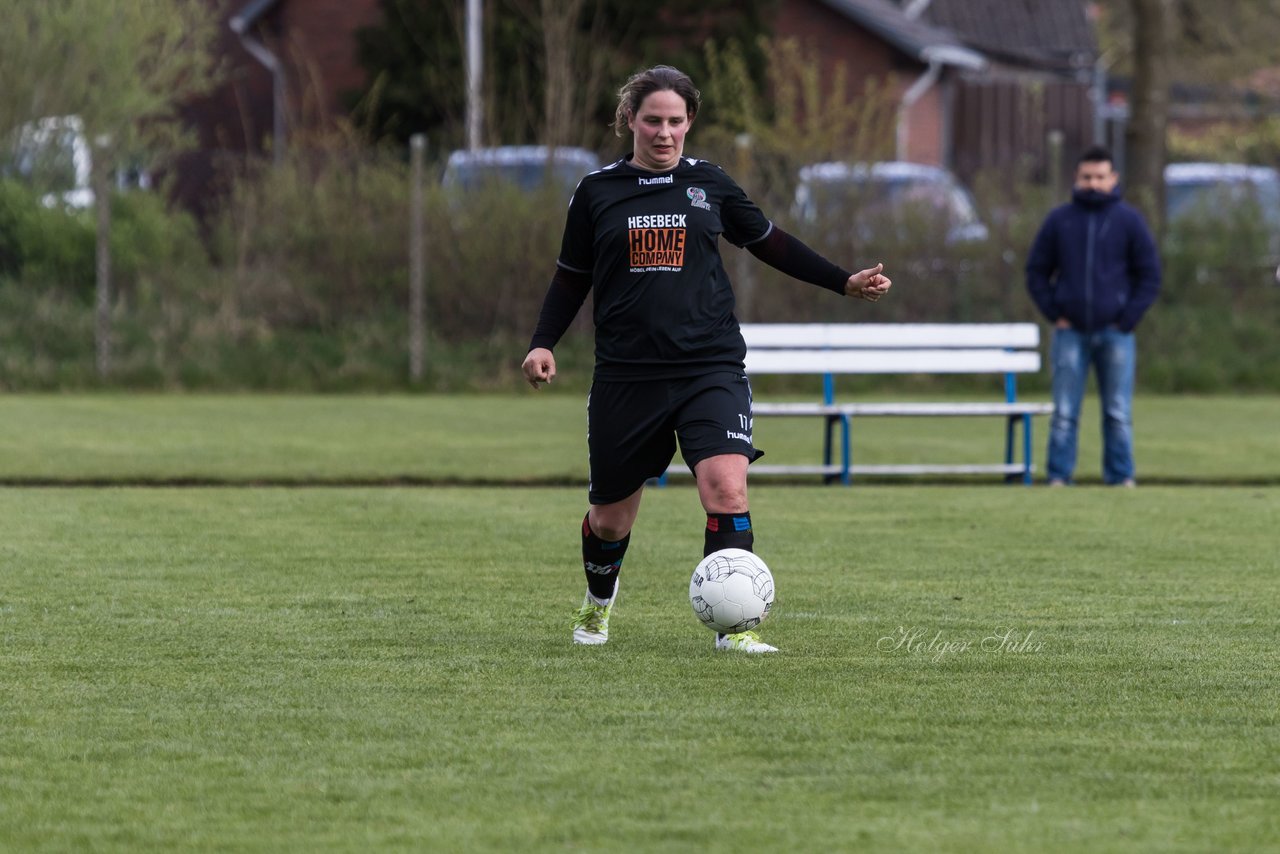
[{"x1": 0, "y1": 393, "x2": 1276, "y2": 483}]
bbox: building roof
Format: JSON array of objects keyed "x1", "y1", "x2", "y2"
[
  {"x1": 816, "y1": 0, "x2": 987, "y2": 71},
  {"x1": 914, "y1": 0, "x2": 1097, "y2": 72}
]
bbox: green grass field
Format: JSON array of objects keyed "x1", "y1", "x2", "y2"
[
  {"x1": 0, "y1": 392, "x2": 1277, "y2": 483},
  {"x1": 1, "y1": 395, "x2": 1278, "y2": 851}
]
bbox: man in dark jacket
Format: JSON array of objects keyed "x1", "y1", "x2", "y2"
[{"x1": 1026, "y1": 146, "x2": 1162, "y2": 486}]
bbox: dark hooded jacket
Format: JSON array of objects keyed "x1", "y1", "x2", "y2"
[{"x1": 1026, "y1": 187, "x2": 1161, "y2": 332}]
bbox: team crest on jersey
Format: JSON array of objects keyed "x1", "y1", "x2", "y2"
[{"x1": 687, "y1": 187, "x2": 711, "y2": 211}]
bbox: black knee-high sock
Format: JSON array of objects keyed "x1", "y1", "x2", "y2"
[
  {"x1": 582, "y1": 514, "x2": 628, "y2": 601},
  {"x1": 706, "y1": 512, "x2": 755, "y2": 639},
  {"x1": 704, "y1": 512, "x2": 754, "y2": 557}
]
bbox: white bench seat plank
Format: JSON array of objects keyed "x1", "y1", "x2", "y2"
[
  {"x1": 745, "y1": 348, "x2": 1041, "y2": 375},
  {"x1": 664, "y1": 465, "x2": 842, "y2": 477},
  {"x1": 753, "y1": 402, "x2": 1054, "y2": 417},
  {"x1": 748, "y1": 464, "x2": 844, "y2": 476},
  {"x1": 741, "y1": 323, "x2": 1041, "y2": 349},
  {"x1": 665, "y1": 463, "x2": 1035, "y2": 477},
  {"x1": 848, "y1": 463, "x2": 1032, "y2": 475}
]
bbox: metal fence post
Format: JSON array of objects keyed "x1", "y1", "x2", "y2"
[
  {"x1": 732, "y1": 133, "x2": 757, "y2": 320},
  {"x1": 409, "y1": 134, "x2": 427, "y2": 382},
  {"x1": 94, "y1": 136, "x2": 112, "y2": 379}
]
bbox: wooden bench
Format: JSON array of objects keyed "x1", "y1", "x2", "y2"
[{"x1": 664, "y1": 322, "x2": 1053, "y2": 485}]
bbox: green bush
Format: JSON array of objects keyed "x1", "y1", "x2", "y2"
[
  {"x1": 207, "y1": 143, "x2": 411, "y2": 330},
  {"x1": 2, "y1": 140, "x2": 1278, "y2": 392},
  {"x1": 0, "y1": 178, "x2": 207, "y2": 299},
  {"x1": 0, "y1": 179, "x2": 95, "y2": 290}
]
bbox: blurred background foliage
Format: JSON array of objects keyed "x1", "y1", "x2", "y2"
[
  {"x1": 1, "y1": 1, "x2": 1278, "y2": 393},
  {"x1": 2, "y1": 111, "x2": 1276, "y2": 394}
]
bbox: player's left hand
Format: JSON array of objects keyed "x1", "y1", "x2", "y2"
[{"x1": 845, "y1": 263, "x2": 891, "y2": 302}]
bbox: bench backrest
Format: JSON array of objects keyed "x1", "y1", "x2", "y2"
[
  {"x1": 741, "y1": 323, "x2": 1041, "y2": 375},
  {"x1": 740, "y1": 323, "x2": 1043, "y2": 403}
]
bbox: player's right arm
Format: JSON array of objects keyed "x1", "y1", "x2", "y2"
[
  {"x1": 523, "y1": 178, "x2": 596, "y2": 390},
  {"x1": 523, "y1": 266, "x2": 592, "y2": 389}
]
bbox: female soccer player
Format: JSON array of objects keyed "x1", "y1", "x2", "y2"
[{"x1": 522, "y1": 65, "x2": 891, "y2": 653}]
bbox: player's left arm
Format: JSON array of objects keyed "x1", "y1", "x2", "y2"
[
  {"x1": 719, "y1": 171, "x2": 889, "y2": 302},
  {"x1": 745, "y1": 226, "x2": 890, "y2": 301}
]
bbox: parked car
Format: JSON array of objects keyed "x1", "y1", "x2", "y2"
[
  {"x1": 793, "y1": 160, "x2": 989, "y2": 245},
  {"x1": 441, "y1": 145, "x2": 601, "y2": 201},
  {"x1": 1164, "y1": 162, "x2": 1280, "y2": 285},
  {"x1": 3, "y1": 116, "x2": 93, "y2": 208},
  {"x1": 3, "y1": 115, "x2": 152, "y2": 209}
]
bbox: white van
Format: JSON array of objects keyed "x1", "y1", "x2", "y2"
[
  {"x1": 5, "y1": 116, "x2": 94, "y2": 208},
  {"x1": 442, "y1": 145, "x2": 601, "y2": 200},
  {"x1": 4, "y1": 116, "x2": 151, "y2": 209},
  {"x1": 1165, "y1": 162, "x2": 1280, "y2": 285}
]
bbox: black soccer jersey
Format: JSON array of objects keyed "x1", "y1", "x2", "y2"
[{"x1": 557, "y1": 154, "x2": 772, "y2": 380}]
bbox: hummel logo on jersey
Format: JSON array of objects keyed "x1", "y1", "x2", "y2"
[{"x1": 639, "y1": 174, "x2": 673, "y2": 185}]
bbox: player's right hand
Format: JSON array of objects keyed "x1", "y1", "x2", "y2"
[{"x1": 522, "y1": 347, "x2": 556, "y2": 389}]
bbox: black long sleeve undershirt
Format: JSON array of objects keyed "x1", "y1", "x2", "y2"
[
  {"x1": 746, "y1": 225, "x2": 851, "y2": 294},
  {"x1": 528, "y1": 266, "x2": 592, "y2": 352},
  {"x1": 527, "y1": 226, "x2": 852, "y2": 352}
]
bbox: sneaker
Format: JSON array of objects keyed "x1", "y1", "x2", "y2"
[
  {"x1": 715, "y1": 631, "x2": 778, "y2": 654},
  {"x1": 1120, "y1": 478, "x2": 1136, "y2": 488},
  {"x1": 1048, "y1": 479, "x2": 1067, "y2": 487},
  {"x1": 571, "y1": 591, "x2": 614, "y2": 645}
]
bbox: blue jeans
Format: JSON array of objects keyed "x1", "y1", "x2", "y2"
[{"x1": 1047, "y1": 326, "x2": 1136, "y2": 484}]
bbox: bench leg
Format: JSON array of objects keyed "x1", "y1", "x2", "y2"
[
  {"x1": 1023, "y1": 413, "x2": 1034, "y2": 485},
  {"x1": 1003, "y1": 415, "x2": 1017, "y2": 483},
  {"x1": 841, "y1": 414, "x2": 852, "y2": 485},
  {"x1": 823, "y1": 414, "x2": 836, "y2": 484},
  {"x1": 821, "y1": 414, "x2": 852, "y2": 485},
  {"x1": 819, "y1": 414, "x2": 849, "y2": 486}
]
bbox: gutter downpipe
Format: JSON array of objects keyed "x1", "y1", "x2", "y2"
[
  {"x1": 229, "y1": 15, "x2": 286, "y2": 166},
  {"x1": 897, "y1": 58, "x2": 942, "y2": 161},
  {"x1": 902, "y1": 0, "x2": 935, "y2": 19}
]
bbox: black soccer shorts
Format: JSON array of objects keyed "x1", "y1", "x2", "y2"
[{"x1": 586, "y1": 370, "x2": 764, "y2": 505}]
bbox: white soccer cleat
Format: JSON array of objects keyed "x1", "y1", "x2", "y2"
[
  {"x1": 571, "y1": 589, "x2": 615, "y2": 645},
  {"x1": 715, "y1": 631, "x2": 778, "y2": 653}
]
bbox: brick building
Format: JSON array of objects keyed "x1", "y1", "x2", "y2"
[
  {"x1": 174, "y1": 0, "x2": 382, "y2": 216},
  {"x1": 173, "y1": 0, "x2": 1097, "y2": 210},
  {"x1": 772, "y1": 0, "x2": 1099, "y2": 181}
]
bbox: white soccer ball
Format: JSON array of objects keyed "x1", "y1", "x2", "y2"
[{"x1": 689, "y1": 548, "x2": 775, "y2": 633}]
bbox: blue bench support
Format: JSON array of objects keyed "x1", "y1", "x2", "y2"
[{"x1": 658, "y1": 323, "x2": 1054, "y2": 486}]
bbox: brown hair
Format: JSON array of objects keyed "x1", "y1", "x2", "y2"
[
  {"x1": 1078, "y1": 145, "x2": 1115, "y2": 167},
  {"x1": 612, "y1": 65, "x2": 701, "y2": 138}
]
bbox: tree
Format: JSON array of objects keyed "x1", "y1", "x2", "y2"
[
  {"x1": 1, "y1": 0, "x2": 219, "y2": 159},
  {"x1": 351, "y1": 0, "x2": 777, "y2": 153},
  {"x1": 1095, "y1": 0, "x2": 1280, "y2": 231},
  {"x1": 1124, "y1": 0, "x2": 1174, "y2": 234},
  {"x1": 1099, "y1": 0, "x2": 1280, "y2": 87},
  {"x1": 0, "y1": 0, "x2": 219, "y2": 377},
  {"x1": 509, "y1": 0, "x2": 610, "y2": 149}
]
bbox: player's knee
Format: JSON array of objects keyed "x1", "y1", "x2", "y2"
[
  {"x1": 695, "y1": 456, "x2": 748, "y2": 513},
  {"x1": 588, "y1": 507, "x2": 633, "y2": 541},
  {"x1": 702, "y1": 477, "x2": 747, "y2": 514}
]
